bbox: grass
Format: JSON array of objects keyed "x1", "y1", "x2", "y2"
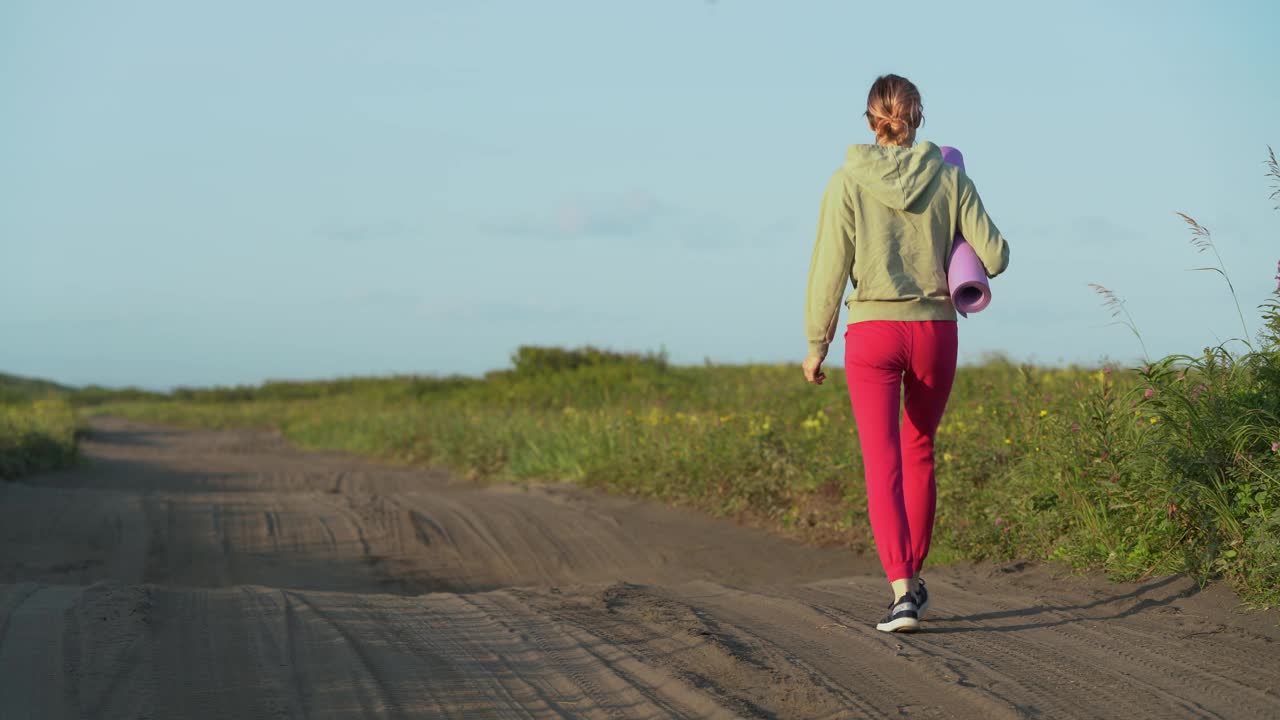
[
  {"x1": 0, "y1": 398, "x2": 81, "y2": 480},
  {"x1": 0, "y1": 371, "x2": 73, "y2": 405}
]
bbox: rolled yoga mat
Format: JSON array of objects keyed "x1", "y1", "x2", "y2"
[{"x1": 938, "y1": 145, "x2": 992, "y2": 316}]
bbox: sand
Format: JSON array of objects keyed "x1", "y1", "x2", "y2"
[{"x1": 1, "y1": 417, "x2": 1276, "y2": 719}]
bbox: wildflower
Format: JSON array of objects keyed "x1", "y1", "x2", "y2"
[
  {"x1": 1276, "y1": 259, "x2": 1280, "y2": 292},
  {"x1": 942, "y1": 452, "x2": 954, "y2": 463},
  {"x1": 1143, "y1": 388, "x2": 1154, "y2": 398},
  {"x1": 1149, "y1": 417, "x2": 1159, "y2": 424},
  {"x1": 1004, "y1": 438, "x2": 1013, "y2": 445},
  {"x1": 1039, "y1": 409, "x2": 1048, "y2": 417},
  {"x1": 1070, "y1": 423, "x2": 1080, "y2": 432},
  {"x1": 1272, "y1": 442, "x2": 1279, "y2": 453},
  {"x1": 994, "y1": 518, "x2": 1003, "y2": 526}
]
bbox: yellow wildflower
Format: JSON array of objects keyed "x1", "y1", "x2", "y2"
[{"x1": 800, "y1": 410, "x2": 828, "y2": 434}]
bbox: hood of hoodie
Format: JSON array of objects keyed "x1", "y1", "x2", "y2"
[{"x1": 844, "y1": 141, "x2": 946, "y2": 210}]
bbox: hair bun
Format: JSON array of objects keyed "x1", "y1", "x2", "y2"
[{"x1": 875, "y1": 115, "x2": 909, "y2": 143}]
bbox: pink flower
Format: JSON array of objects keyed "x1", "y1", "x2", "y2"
[
  {"x1": 1070, "y1": 422, "x2": 1080, "y2": 432},
  {"x1": 994, "y1": 518, "x2": 1003, "y2": 526},
  {"x1": 1272, "y1": 442, "x2": 1279, "y2": 453},
  {"x1": 1275, "y1": 260, "x2": 1280, "y2": 292},
  {"x1": 1144, "y1": 388, "x2": 1154, "y2": 398}
]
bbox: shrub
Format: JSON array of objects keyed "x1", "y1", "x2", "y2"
[{"x1": 0, "y1": 399, "x2": 80, "y2": 480}]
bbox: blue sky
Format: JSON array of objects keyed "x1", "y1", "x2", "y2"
[{"x1": 3, "y1": 1, "x2": 1278, "y2": 389}]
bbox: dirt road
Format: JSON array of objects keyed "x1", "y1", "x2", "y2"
[{"x1": 2, "y1": 417, "x2": 1277, "y2": 719}]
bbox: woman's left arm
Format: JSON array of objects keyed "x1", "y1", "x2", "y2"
[{"x1": 804, "y1": 171, "x2": 856, "y2": 371}]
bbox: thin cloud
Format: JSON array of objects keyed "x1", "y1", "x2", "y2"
[
  {"x1": 479, "y1": 189, "x2": 780, "y2": 250},
  {"x1": 481, "y1": 190, "x2": 661, "y2": 239},
  {"x1": 317, "y1": 221, "x2": 422, "y2": 245}
]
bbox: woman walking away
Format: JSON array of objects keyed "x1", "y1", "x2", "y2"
[{"x1": 802, "y1": 74, "x2": 1010, "y2": 632}]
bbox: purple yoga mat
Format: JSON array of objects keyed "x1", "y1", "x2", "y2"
[{"x1": 938, "y1": 146, "x2": 992, "y2": 316}]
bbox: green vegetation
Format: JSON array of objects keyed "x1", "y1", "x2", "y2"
[
  {"x1": 0, "y1": 373, "x2": 164, "y2": 480},
  {"x1": 0, "y1": 373, "x2": 81, "y2": 479},
  {"x1": 0, "y1": 371, "x2": 72, "y2": 404},
  {"x1": 0, "y1": 398, "x2": 80, "y2": 480}
]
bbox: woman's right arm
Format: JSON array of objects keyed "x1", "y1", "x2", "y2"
[{"x1": 957, "y1": 173, "x2": 1010, "y2": 278}]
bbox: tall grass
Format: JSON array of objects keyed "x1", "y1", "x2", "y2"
[{"x1": 982, "y1": 155, "x2": 1280, "y2": 604}]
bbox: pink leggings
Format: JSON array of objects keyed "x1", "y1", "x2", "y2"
[{"x1": 844, "y1": 320, "x2": 958, "y2": 582}]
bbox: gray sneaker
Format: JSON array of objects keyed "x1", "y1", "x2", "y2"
[
  {"x1": 875, "y1": 595, "x2": 920, "y2": 633},
  {"x1": 915, "y1": 579, "x2": 929, "y2": 618}
]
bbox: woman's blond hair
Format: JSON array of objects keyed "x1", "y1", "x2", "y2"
[{"x1": 865, "y1": 74, "x2": 924, "y2": 146}]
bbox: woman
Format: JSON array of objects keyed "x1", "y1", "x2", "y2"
[{"x1": 803, "y1": 74, "x2": 1010, "y2": 632}]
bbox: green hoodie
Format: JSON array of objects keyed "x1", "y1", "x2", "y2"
[{"x1": 804, "y1": 141, "x2": 1010, "y2": 360}]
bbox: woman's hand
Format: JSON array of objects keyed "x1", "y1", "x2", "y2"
[{"x1": 802, "y1": 356, "x2": 826, "y2": 385}]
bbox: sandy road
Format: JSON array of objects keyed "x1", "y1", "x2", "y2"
[{"x1": 1, "y1": 417, "x2": 1277, "y2": 719}]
